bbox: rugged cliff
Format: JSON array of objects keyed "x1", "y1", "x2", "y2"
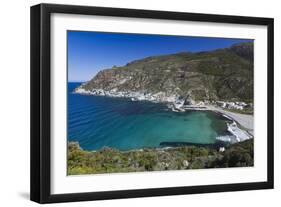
[{"x1": 77, "y1": 42, "x2": 253, "y2": 103}]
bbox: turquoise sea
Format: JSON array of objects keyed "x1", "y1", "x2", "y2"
[{"x1": 68, "y1": 82, "x2": 232, "y2": 151}]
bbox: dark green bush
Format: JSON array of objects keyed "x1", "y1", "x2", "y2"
[{"x1": 67, "y1": 139, "x2": 253, "y2": 175}]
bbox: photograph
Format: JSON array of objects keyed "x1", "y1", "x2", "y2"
[
  {"x1": 29, "y1": 3, "x2": 274, "y2": 203},
  {"x1": 67, "y1": 31, "x2": 254, "y2": 175}
]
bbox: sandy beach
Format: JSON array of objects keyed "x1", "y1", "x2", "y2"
[{"x1": 207, "y1": 105, "x2": 254, "y2": 136}]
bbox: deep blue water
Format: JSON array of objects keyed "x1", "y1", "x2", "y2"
[{"x1": 68, "y1": 82, "x2": 231, "y2": 151}]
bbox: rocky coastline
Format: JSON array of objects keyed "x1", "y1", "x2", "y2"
[
  {"x1": 67, "y1": 42, "x2": 254, "y2": 175},
  {"x1": 74, "y1": 85, "x2": 192, "y2": 104},
  {"x1": 74, "y1": 86, "x2": 253, "y2": 144}
]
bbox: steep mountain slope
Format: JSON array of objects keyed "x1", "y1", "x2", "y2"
[{"x1": 79, "y1": 42, "x2": 253, "y2": 102}]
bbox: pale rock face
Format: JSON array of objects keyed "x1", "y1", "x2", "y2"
[
  {"x1": 182, "y1": 160, "x2": 189, "y2": 167},
  {"x1": 118, "y1": 78, "x2": 131, "y2": 85},
  {"x1": 74, "y1": 87, "x2": 91, "y2": 94},
  {"x1": 111, "y1": 88, "x2": 118, "y2": 92},
  {"x1": 165, "y1": 95, "x2": 178, "y2": 103},
  {"x1": 219, "y1": 147, "x2": 225, "y2": 152}
]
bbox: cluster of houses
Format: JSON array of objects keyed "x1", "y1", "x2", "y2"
[
  {"x1": 75, "y1": 86, "x2": 182, "y2": 103},
  {"x1": 75, "y1": 85, "x2": 252, "y2": 113},
  {"x1": 216, "y1": 101, "x2": 249, "y2": 110},
  {"x1": 75, "y1": 86, "x2": 209, "y2": 113}
]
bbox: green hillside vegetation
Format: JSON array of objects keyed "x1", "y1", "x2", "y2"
[
  {"x1": 68, "y1": 139, "x2": 254, "y2": 175},
  {"x1": 82, "y1": 42, "x2": 253, "y2": 102}
]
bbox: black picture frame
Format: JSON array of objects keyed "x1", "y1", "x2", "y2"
[{"x1": 30, "y1": 3, "x2": 274, "y2": 204}]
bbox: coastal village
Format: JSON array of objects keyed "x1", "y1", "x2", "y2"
[
  {"x1": 74, "y1": 86, "x2": 253, "y2": 145},
  {"x1": 68, "y1": 42, "x2": 255, "y2": 174},
  {"x1": 75, "y1": 86, "x2": 251, "y2": 111}
]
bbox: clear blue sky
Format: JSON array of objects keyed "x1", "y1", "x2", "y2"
[{"x1": 68, "y1": 31, "x2": 252, "y2": 82}]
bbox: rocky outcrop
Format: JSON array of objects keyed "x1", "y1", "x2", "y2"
[{"x1": 230, "y1": 42, "x2": 254, "y2": 62}]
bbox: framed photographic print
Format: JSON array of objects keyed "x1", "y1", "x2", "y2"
[{"x1": 30, "y1": 3, "x2": 274, "y2": 203}]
